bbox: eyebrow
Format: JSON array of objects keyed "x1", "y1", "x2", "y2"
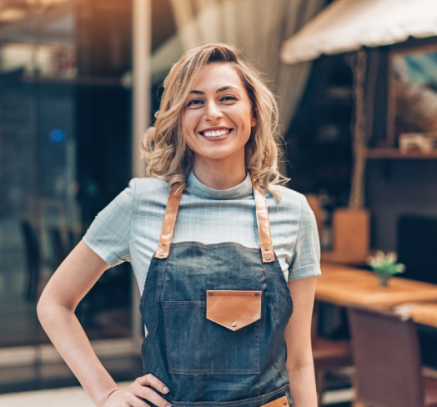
[{"x1": 189, "y1": 85, "x2": 239, "y2": 95}]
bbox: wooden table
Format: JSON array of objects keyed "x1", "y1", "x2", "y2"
[
  {"x1": 317, "y1": 263, "x2": 437, "y2": 407},
  {"x1": 317, "y1": 262, "x2": 437, "y2": 308},
  {"x1": 393, "y1": 303, "x2": 437, "y2": 329}
]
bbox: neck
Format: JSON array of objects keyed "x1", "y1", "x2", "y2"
[{"x1": 192, "y1": 154, "x2": 247, "y2": 190}]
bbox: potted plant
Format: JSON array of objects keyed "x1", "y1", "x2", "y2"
[{"x1": 367, "y1": 251, "x2": 406, "y2": 287}]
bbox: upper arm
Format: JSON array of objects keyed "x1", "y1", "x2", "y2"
[
  {"x1": 38, "y1": 181, "x2": 136, "y2": 312},
  {"x1": 38, "y1": 241, "x2": 111, "y2": 312},
  {"x1": 288, "y1": 195, "x2": 321, "y2": 281},
  {"x1": 83, "y1": 179, "x2": 135, "y2": 267},
  {"x1": 284, "y1": 276, "x2": 317, "y2": 371}
]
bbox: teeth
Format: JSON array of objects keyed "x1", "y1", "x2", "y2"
[{"x1": 202, "y1": 129, "x2": 230, "y2": 137}]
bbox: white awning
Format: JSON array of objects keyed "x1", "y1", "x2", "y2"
[{"x1": 281, "y1": 0, "x2": 437, "y2": 64}]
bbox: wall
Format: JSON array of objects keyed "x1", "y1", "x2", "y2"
[
  {"x1": 366, "y1": 160, "x2": 437, "y2": 250},
  {"x1": 366, "y1": 36, "x2": 437, "y2": 251}
]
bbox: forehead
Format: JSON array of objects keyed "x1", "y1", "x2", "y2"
[{"x1": 191, "y1": 63, "x2": 245, "y2": 91}]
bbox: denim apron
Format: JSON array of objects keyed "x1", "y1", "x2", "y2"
[{"x1": 140, "y1": 180, "x2": 294, "y2": 407}]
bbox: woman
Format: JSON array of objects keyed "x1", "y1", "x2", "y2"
[{"x1": 38, "y1": 43, "x2": 320, "y2": 407}]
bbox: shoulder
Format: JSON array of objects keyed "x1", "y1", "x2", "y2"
[
  {"x1": 266, "y1": 185, "x2": 316, "y2": 230},
  {"x1": 267, "y1": 185, "x2": 307, "y2": 212},
  {"x1": 130, "y1": 177, "x2": 170, "y2": 198},
  {"x1": 127, "y1": 177, "x2": 173, "y2": 218},
  {"x1": 96, "y1": 178, "x2": 170, "y2": 217}
]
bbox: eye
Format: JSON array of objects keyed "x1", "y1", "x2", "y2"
[
  {"x1": 186, "y1": 98, "x2": 204, "y2": 107},
  {"x1": 221, "y1": 95, "x2": 238, "y2": 103}
]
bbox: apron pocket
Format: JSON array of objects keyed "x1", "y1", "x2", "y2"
[
  {"x1": 206, "y1": 290, "x2": 261, "y2": 374},
  {"x1": 164, "y1": 301, "x2": 207, "y2": 374},
  {"x1": 206, "y1": 290, "x2": 262, "y2": 330}
]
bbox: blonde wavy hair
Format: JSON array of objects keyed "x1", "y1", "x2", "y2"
[{"x1": 141, "y1": 43, "x2": 287, "y2": 202}]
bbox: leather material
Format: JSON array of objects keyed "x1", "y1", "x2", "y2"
[
  {"x1": 154, "y1": 184, "x2": 183, "y2": 259},
  {"x1": 252, "y1": 180, "x2": 275, "y2": 263},
  {"x1": 261, "y1": 396, "x2": 289, "y2": 407},
  {"x1": 206, "y1": 290, "x2": 262, "y2": 331},
  {"x1": 154, "y1": 179, "x2": 275, "y2": 263}
]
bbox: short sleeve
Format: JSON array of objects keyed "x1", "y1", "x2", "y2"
[
  {"x1": 288, "y1": 195, "x2": 321, "y2": 281},
  {"x1": 83, "y1": 179, "x2": 135, "y2": 267}
]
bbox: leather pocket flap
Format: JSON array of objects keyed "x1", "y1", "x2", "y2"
[
  {"x1": 261, "y1": 396, "x2": 289, "y2": 407},
  {"x1": 206, "y1": 290, "x2": 262, "y2": 331}
]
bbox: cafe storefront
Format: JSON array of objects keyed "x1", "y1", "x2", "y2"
[{"x1": 0, "y1": 0, "x2": 153, "y2": 391}]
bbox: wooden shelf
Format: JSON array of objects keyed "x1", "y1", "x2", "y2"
[{"x1": 361, "y1": 148, "x2": 437, "y2": 159}]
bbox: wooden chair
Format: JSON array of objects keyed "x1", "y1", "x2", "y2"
[
  {"x1": 313, "y1": 338, "x2": 352, "y2": 406},
  {"x1": 306, "y1": 195, "x2": 354, "y2": 405},
  {"x1": 347, "y1": 304, "x2": 437, "y2": 407},
  {"x1": 312, "y1": 301, "x2": 353, "y2": 406}
]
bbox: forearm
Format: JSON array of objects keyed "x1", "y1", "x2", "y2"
[
  {"x1": 285, "y1": 277, "x2": 318, "y2": 407},
  {"x1": 287, "y1": 362, "x2": 317, "y2": 407},
  {"x1": 38, "y1": 301, "x2": 118, "y2": 407}
]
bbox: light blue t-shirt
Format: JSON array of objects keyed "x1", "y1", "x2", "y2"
[{"x1": 83, "y1": 172, "x2": 321, "y2": 294}]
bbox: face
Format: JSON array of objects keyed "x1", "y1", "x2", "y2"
[{"x1": 182, "y1": 63, "x2": 257, "y2": 165}]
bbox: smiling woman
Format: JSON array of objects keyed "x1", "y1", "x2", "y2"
[
  {"x1": 141, "y1": 44, "x2": 285, "y2": 199},
  {"x1": 37, "y1": 43, "x2": 320, "y2": 407},
  {"x1": 181, "y1": 63, "x2": 256, "y2": 187}
]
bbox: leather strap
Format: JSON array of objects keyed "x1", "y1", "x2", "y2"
[
  {"x1": 154, "y1": 179, "x2": 275, "y2": 263},
  {"x1": 252, "y1": 180, "x2": 275, "y2": 263},
  {"x1": 154, "y1": 183, "x2": 184, "y2": 259}
]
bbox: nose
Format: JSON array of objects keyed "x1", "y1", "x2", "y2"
[{"x1": 204, "y1": 100, "x2": 223, "y2": 122}]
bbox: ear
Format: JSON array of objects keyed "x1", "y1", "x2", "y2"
[{"x1": 251, "y1": 110, "x2": 257, "y2": 127}]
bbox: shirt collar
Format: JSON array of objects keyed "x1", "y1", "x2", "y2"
[{"x1": 186, "y1": 171, "x2": 253, "y2": 200}]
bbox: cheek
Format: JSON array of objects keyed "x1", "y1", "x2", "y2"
[
  {"x1": 181, "y1": 115, "x2": 198, "y2": 151},
  {"x1": 182, "y1": 109, "x2": 203, "y2": 137}
]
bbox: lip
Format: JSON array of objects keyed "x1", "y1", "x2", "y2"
[
  {"x1": 198, "y1": 126, "x2": 232, "y2": 134},
  {"x1": 198, "y1": 127, "x2": 233, "y2": 142},
  {"x1": 200, "y1": 129, "x2": 234, "y2": 142}
]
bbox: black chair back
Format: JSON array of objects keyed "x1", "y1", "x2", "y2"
[
  {"x1": 50, "y1": 227, "x2": 68, "y2": 270},
  {"x1": 21, "y1": 221, "x2": 41, "y2": 302}
]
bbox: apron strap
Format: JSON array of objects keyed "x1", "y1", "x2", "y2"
[
  {"x1": 154, "y1": 179, "x2": 275, "y2": 263},
  {"x1": 252, "y1": 180, "x2": 275, "y2": 263},
  {"x1": 154, "y1": 183, "x2": 184, "y2": 259}
]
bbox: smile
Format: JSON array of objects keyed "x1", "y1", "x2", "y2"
[{"x1": 200, "y1": 129, "x2": 232, "y2": 138}]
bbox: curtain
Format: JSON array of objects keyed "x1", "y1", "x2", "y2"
[{"x1": 168, "y1": 0, "x2": 325, "y2": 154}]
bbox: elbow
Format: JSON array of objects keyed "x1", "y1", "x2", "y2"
[
  {"x1": 286, "y1": 348, "x2": 315, "y2": 375},
  {"x1": 287, "y1": 359, "x2": 314, "y2": 374},
  {"x1": 36, "y1": 290, "x2": 72, "y2": 327},
  {"x1": 36, "y1": 292, "x2": 51, "y2": 326}
]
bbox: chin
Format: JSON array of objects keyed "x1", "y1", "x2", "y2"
[{"x1": 198, "y1": 146, "x2": 244, "y2": 161}]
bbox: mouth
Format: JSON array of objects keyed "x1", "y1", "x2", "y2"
[{"x1": 199, "y1": 128, "x2": 233, "y2": 139}]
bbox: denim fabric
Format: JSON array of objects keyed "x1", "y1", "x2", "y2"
[{"x1": 140, "y1": 241, "x2": 293, "y2": 406}]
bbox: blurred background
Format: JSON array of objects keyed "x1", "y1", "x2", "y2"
[{"x1": 1, "y1": 0, "x2": 437, "y2": 406}]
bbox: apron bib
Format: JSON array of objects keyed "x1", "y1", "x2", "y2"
[{"x1": 139, "y1": 180, "x2": 294, "y2": 407}]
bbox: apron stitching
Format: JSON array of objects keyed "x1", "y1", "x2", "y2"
[
  {"x1": 150, "y1": 255, "x2": 171, "y2": 366},
  {"x1": 261, "y1": 258, "x2": 279, "y2": 328}
]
